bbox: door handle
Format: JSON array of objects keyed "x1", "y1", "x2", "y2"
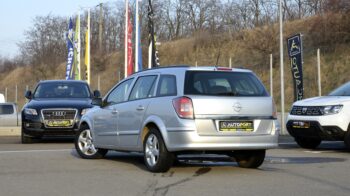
[
  {"x1": 136, "y1": 106, "x2": 145, "y2": 111},
  {"x1": 111, "y1": 109, "x2": 118, "y2": 114}
]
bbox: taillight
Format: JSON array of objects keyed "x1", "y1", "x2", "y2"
[{"x1": 172, "y1": 97, "x2": 194, "y2": 119}]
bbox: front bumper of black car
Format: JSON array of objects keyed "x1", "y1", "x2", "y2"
[
  {"x1": 286, "y1": 120, "x2": 346, "y2": 141},
  {"x1": 22, "y1": 114, "x2": 81, "y2": 137}
]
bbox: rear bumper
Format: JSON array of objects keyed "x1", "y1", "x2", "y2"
[{"x1": 164, "y1": 130, "x2": 279, "y2": 152}]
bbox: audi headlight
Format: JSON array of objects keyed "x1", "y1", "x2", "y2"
[
  {"x1": 321, "y1": 105, "x2": 343, "y2": 115},
  {"x1": 81, "y1": 108, "x2": 90, "y2": 115},
  {"x1": 24, "y1": 108, "x2": 38, "y2": 115}
]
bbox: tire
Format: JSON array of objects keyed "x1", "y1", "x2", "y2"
[
  {"x1": 75, "y1": 125, "x2": 108, "y2": 159},
  {"x1": 21, "y1": 127, "x2": 34, "y2": 144},
  {"x1": 344, "y1": 130, "x2": 350, "y2": 151},
  {"x1": 143, "y1": 127, "x2": 174, "y2": 172},
  {"x1": 295, "y1": 137, "x2": 321, "y2": 149},
  {"x1": 233, "y1": 150, "x2": 266, "y2": 168}
]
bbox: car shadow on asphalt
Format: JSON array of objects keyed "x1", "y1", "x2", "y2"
[
  {"x1": 69, "y1": 150, "x2": 267, "y2": 172},
  {"x1": 0, "y1": 136, "x2": 74, "y2": 144}
]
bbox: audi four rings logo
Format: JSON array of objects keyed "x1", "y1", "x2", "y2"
[{"x1": 52, "y1": 111, "x2": 66, "y2": 116}]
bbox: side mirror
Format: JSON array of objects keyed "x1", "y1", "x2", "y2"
[
  {"x1": 25, "y1": 90, "x2": 32, "y2": 99},
  {"x1": 91, "y1": 97, "x2": 102, "y2": 106},
  {"x1": 93, "y1": 90, "x2": 101, "y2": 98}
]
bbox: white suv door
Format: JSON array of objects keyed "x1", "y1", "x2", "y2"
[{"x1": 117, "y1": 75, "x2": 158, "y2": 148}]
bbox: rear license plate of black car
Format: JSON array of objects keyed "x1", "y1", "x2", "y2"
[
  {"x1": 46, "y1": 120, "x2": 72, "y2": 127},
  {"x1": 219, "y1": 121, "x2": 254, "y2": 131},
  {"x1": 292, "y1": 121, "x2": 310, "y2": 129}
]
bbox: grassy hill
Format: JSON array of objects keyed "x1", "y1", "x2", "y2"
[{"x1": 1, "y1": 13, "x2": 349, "y2": 111}]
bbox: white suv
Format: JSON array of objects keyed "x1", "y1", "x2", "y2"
[{"x1": 287, "y1": 81, "x2": 350, "y2": 149}]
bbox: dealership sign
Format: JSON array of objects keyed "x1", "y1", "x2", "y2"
[{"x1": 287, "y1": 34, "x2": 304, "y2": 101}]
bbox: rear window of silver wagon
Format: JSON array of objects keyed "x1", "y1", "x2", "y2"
[{"x1": 184, "y1": 71, "x2": 268, "y2": 97}]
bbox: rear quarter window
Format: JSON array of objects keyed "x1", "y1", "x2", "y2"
[
  {"x1": 156, "y1": 75, "x2": 177, "y2": 97},
  {"x1": 184, "y1": 71, "x2": 268, "y2": 97}
]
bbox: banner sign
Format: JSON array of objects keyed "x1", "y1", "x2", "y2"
[
  {"x1": 65, "y1": 18, "x2": 74, "y2": 80},
  {"x1": 287, "y1": 33, "x2": 304, "y2": 101}
]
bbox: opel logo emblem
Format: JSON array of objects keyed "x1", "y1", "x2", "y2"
[
  {"x1": 53, "y1": 111, "x2": 66, "y2": 116},
  {"x1": 233, "y1": 102, "x2": 242, "y2": 112}
]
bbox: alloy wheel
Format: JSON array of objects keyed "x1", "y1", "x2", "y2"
[{"x1": 78, "y1": 129, "x2": 97, "y2": 156}]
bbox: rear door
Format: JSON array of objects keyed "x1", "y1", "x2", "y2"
[
  {"x1": 0, "y1": 104, "x2": 18, "y2": 126},
  {"x1": 184, "y1": 71, "x2": 274, "y2": 136}
]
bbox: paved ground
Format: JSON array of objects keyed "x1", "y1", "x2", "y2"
[{"x1": 0, "y1": 136, "x2": 349, "y2": 196}]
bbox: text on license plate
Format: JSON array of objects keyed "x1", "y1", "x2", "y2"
[
  {"x1": 219, "y1": 121, "x2": 254, "y2": 131},
  {"x1": 46, "y1": 120, "x2": 73, "y2": 127}
]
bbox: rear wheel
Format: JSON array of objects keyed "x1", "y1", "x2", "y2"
[
  {"x1": 75, "y1": 126, "x2": 107, "y2": 159},
  {"x1": 295, "y1": 137, "x2": 321, "y2": 149},
  {"x1": 233, "y1": 150, "x2": 266, "y2": 168},
  {"x1": 143, "y1": 128, "x2": 174, "y2": 172}
]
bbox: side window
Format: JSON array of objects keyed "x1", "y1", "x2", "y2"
[
  {"x1": 129, "y1": 75, "x2": 157, "y2": 101},
  {"x1": 0, "y1": 105, "x2": 14, "y2": 115},
  {"x1": 106, "y1": 79, "x2": 134, "y2": 105},
  {"x1": 157, "y1": 75, "x2": 177, "y2": 96}
]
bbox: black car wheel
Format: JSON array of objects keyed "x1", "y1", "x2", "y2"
[
  {"x1": 344, "y1": 129, "x2": 350, "y2": 151},
  {"x1": 143, "y1": 127, "x2": 174, "y2": 172},
  {"x1": 295, "y1": 137, "x2": 321, "y2": 149},
  {"x1": 75, "y1": 125, "x2": 107, "y2": 159},
  {"x1": 21, "y1": 127, "x2": 34, "y2": 144},
  {"x1": 233, "y1": 150, "x2": 266, "y2": 168}
]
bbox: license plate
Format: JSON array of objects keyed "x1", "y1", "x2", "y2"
[
  {"x1": 219, "y1": 121, "x2": 254, "y2": 131},
  {"x1": 292, "y1": 121, "x2": 310, "y2": 129},
  {"x1": 45, "y1": 120, "x2": 73, "y2": 127}
]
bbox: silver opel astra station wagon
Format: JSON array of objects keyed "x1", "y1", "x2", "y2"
[{"x1": 75, "y1": 66, "x2": 279, "y2": 172}]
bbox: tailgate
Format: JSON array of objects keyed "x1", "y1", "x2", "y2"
[{"x1": 190, "y1": 96, "x2": 275, "y2": 136}]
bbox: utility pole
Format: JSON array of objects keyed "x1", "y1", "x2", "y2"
[{"x1": 98, "y1": 3, "x2": 103, "y2": 55}]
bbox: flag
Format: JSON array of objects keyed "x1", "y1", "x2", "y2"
[
  {"x1": 72, "y1": 12, "x2": 81, "y2": 80},
  {"x1": 65, "y1": 18, "x2": 74, "y2": 80},
  {"x1": 85, "y1": 9, "x2": 91, "y2": 85},
  {"x1": 287, "y1": 33, "x2": 304, "y2": 101},
  {"x1": 135, "y1": 0, "x2": 142, "y2": 72},
  {"x1": 148, "y1": 0, "x2": 160, "y2": 68},
  {"x1": 127, "y1": 7, "x2": 134, "y2": 76}
]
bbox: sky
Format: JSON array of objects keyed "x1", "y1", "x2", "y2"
[{"x1": 0, "y1": 0, "x2": 111, "y2": 58}]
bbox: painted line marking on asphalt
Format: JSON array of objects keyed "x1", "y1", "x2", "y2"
[
  {"x1": 304, "y1": 151, "x2": 322, "y2": 154},
  {"x1": 279, "y1": 142, "x2": 296, "y2": 145},
  {"x1": 0, "y1": 149, "x2": 72, "y2": 154}
]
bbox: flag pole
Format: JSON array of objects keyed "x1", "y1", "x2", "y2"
[
  {"x1": 85, "y1": 8, "x2": 91, "y2": 85},
  {"x1": 76, "y1": 11, "x2": 81, "y2": 80},
  {"x1": 279, "y1": 0, "x2": 285, "y2": 134},
  {"x1": 135, "y1": 0, "x2": 139, "y2": 72},
  {"x1": 124, "y1": 0, "x2": 129, "y2": 78}
]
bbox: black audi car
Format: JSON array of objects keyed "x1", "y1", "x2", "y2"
[{"x1": 21, "y1": 80, "x2": 100, "y2": 143}]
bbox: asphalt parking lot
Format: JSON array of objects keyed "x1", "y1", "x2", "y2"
[{"x1": 0, "y1": 136, "x2": 349, "y2": 196}]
